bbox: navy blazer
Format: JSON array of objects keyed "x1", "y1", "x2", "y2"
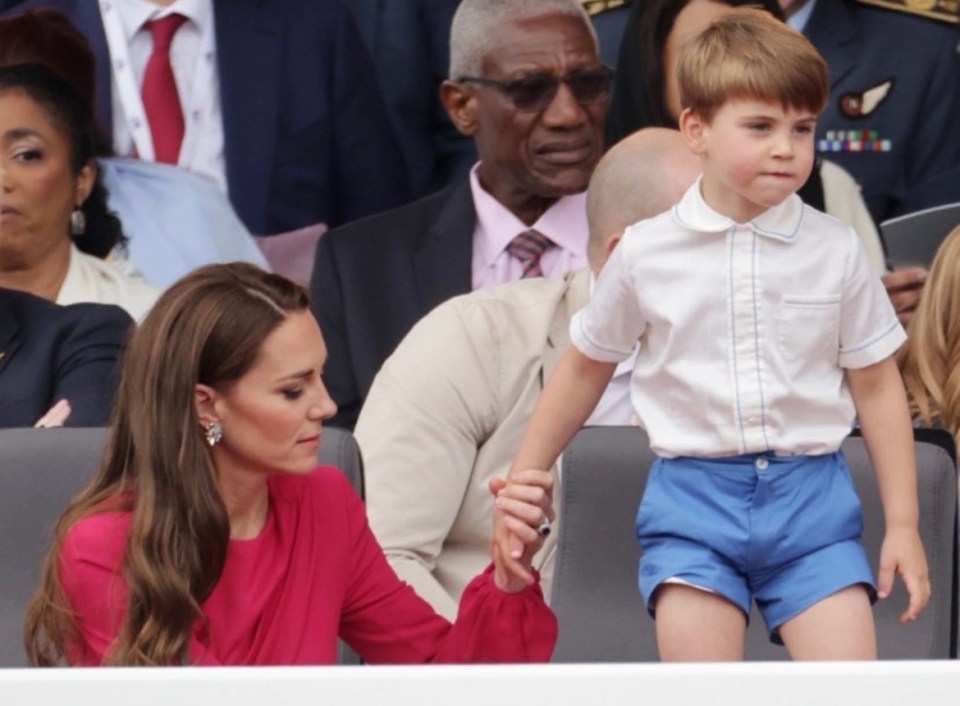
[
  {"x1": 346, "y1": 0, "x2": 474, "y2": 197},
  {"x1": 9, "y1": 0, "x2": 410, "y2": 234},
  {"x1": 0, "y1": 288, "x2": 132, "y2": 428},
  {"x1": 804, "y1": 0, "x2": 960, "y2": 222},
  {"x1": 311, "y1": 181, "x2": 476, "y2": 430}
]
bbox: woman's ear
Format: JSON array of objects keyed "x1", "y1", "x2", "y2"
[
  {"x1": 679, "y1": 108, "x2": 707, "y2": 155},
  {"x1": 194, "y1": 383, "x2": 221, "y2": 428},
  {"x1": 75, "y1": 159, "x2": 97, "y2": 207},
  {"x1": 440, "y1": 80, "x2": 479, "y2": 137}
]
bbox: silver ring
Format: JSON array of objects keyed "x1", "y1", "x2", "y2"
[{"x1": 537, "y1": 519, "x2": 552, "y2": 537}]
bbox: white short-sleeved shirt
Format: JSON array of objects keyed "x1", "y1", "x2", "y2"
[{"x1": 570, "y1": 179, "x2": 905, "y2": 458}]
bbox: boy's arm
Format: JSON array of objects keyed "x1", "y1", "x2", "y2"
[
  {"x1": 510, "y1": 345, "x2": 618, "y2": 476},
  {"x1": 493, "y1": 345, "x2": 617, "y2": 586},
  {"x1": 846, "y1": 356, "x2": 930, "y2": 623}
]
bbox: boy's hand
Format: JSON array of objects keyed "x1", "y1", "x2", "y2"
[
  {"x1": 489, "y1": 469, "x2": 554, "y2": 592},
  {"x1": 877, "y1": 526, "x2": 930, "y2": 623}
]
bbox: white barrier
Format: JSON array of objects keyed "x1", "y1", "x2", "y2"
[{"x1": 1, "y1": 662, "x2": 958, "y2": 706}]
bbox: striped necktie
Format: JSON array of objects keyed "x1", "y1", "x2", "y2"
[{"x1": 506, "y1": 229, "x2": 554, "y2": 278}]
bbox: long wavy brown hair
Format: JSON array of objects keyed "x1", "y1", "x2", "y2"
[
  {"x1": 897, "y1": 225, "x2": 960, "y2": 439},
  {"x1": 24, "y1": 263, "x2": 310, "y2": 665}
]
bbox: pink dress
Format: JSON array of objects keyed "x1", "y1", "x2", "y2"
[{"x1": 60, "y1": 467, "x2": 556, "y2": 665}]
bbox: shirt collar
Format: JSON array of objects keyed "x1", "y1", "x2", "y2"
[
  {"x1": 787, "y1": 0, "x2": 818, "y2": 33},
  {"x1": 470, "y1": 163, "x2": 589, "y2": 267},
  {"x1": 672, "y1": 177, "x2": 805, "y2": 243},
  {"x1": 115, "y1": 0, "x2": 210, "y2": 38}
]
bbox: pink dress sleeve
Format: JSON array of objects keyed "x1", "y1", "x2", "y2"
[
  {"x1": 59, "y1": 512, "x2": 129, "y2": 665},
  {"x1": 335, "y1": 475, "x2": 557, "y2": 663},
  {"x1": 60, "y1": 512, "x2": 222, "y2": 666}
]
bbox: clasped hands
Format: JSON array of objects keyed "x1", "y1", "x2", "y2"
[
  {"x1": 489, "y1": 468, "x2": 555, "y2": 593},
  {"x1": 34, "y1": 399, "x2": 71, "y2": 428}
]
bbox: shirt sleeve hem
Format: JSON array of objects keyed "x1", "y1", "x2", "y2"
[
  {"x1": 569, "y1": 311, "x2": 635, "y2": 364},
  {"x1": 839, "y1": 320, "x2": 907, "y2": 369}
]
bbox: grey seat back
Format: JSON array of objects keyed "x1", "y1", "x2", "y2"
[
  {"x1": 880, "y1": 201, "x2": 960, "y2": 268},
  {"x1": 551, "y1": 426, "x2": 957, "y2": 662},
  {"x1": 0, "y1": 426, "x2": 365, "y2": 667},
  {"x1": 0, "y1": 428, "x2": 108, "y2": 667}
]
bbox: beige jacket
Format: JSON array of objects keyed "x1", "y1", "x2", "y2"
[{"x1": 357, "y1": 270, "x2": 590, "y2": 619}]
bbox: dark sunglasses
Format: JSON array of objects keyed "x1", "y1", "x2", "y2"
[{"x1": 457, "y1": 65, "x2": 614, "y2": 112}]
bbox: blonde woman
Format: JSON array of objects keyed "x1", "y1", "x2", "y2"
[{"x1": 897, "y1": 225, "x2": 960, "y2": 439}]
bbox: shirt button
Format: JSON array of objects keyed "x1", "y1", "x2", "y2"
[{"x1": 755, "y1": 456, "x2": 769, "y2": 471}]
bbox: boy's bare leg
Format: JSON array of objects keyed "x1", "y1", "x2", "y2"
[
  {"x1": 778, "y1": 585, "x2": 876, "y2": 660},
  {"x1": 654, "y1": 584, "x2": 746, "y2": 661}
]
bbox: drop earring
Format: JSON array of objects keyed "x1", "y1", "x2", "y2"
[
  {"x1": 204, "y1": 421, "x2": 223, "y2": 447},
  {"x1": 70, "y1": 206, "x2": 86, "y2": 236}
]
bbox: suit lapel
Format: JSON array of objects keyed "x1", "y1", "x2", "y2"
[
  {"x1": 62, "y1": 0, "x2": 113, "y2": 134},
  {"x1": 0, "y1": 297, "x2": 22, "y2": 376},
  {"x1": 541, "y1": 269, "x2": 590, "y2": 385},
  {"x1": 213, "y1": 0, "x2": 281, "y2": 233},
  {"x1": 414, "y1": 181, "x2": 476, "y2": 312},
  {"x1": 803, "y1": 0, "x2": 859, "y2": 89}
]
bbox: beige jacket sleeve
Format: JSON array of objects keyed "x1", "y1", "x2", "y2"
[
  {"x1": 356, "y1": 276, "x2": 578, "y2": 620},
  {"x1": 820, "y1": 159, "x2": 886, "y2": 275}
]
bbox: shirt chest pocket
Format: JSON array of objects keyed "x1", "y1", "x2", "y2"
[{"x1": 776, "y1": 294, "x2": 842, "y2": 373}]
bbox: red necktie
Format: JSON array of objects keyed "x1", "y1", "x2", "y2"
[
  {"x1": 141, "y1": 14, "x2": 187, "y2": 164},
  {"x1": 506, "y1": 229, "x2": 555, "y2": 278}
]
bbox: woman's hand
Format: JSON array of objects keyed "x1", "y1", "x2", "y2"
[
  {"x1": 489, "y1": 468, "x2": 555, "y2": 593},
  {"x1": 34, "y1": 399, "x2": 71, "y2": 428}
]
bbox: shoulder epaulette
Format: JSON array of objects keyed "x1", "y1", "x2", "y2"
[
  {"x1": 580, "y1": 0, "x2": 630, "y2": 17},
  {"x1": 855, "y1": 0, "x2": 958, "y2": 24}
]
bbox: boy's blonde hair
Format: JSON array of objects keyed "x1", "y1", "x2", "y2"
[
  {"x1": 677, "y1": 9, "x2": 828, "y2": 122},
  {"x1": 897, "y1": 225, "x2": 960, "y2": 439}
]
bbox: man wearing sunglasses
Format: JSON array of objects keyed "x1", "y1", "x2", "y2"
[{"x1": 312, "y1": 0, "x2": 609, "y2": 431}]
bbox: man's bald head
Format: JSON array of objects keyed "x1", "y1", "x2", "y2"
[{"x1": 586, "y1": 128, "x2": 701, "y2": 273}]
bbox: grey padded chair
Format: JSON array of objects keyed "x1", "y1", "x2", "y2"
[
  {"x1": 0, "y1": 425, "x2": 365, "y2": 667},
  {"x1": 880, "y1": 201, "x2": 960, "y2": 268},
  {"x1": 551, "y1": 426, "x2": 957, "y2": 662}
]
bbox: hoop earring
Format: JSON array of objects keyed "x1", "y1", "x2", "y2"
[
  {"x1": 204, "y1": 421, "x2": 223, "y2": 448},
  {"x1": 70, "y1": 207, "x2": 86, "y2": 236}
]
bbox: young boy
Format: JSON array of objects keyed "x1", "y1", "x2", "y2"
[{"x1": 495, "y1": 10, "x2": 930, "y2": 660}]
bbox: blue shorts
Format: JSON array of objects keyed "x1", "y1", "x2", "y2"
[{"x1": 636, "y1": 451, "x2": 876, "y2": 643}]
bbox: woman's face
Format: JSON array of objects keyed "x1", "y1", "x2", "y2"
[
  {"x1": 663, "y1": 0, "x2": 741, "y2": 122},
  {"x1": 203, "y1": 309, "x2": 338, "y2": 480},
  {"x1": 0, "y1": 88, "x2": 94, "y2": 269}
]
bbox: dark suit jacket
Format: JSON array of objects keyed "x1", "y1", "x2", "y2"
[
  {"x1": 0, "y1": 288, "x2": 132, "y2": 428},
  {"x1": 311, "y1": 181, "x2": 476, "y2": 430},
  {"x1": 10, "y1": 0, "x2": 409, "y2": 234},
  {"x1": 346, "y1": 0, "x2": 474, "y2": 197},
  {"x1": 804, "y1": 0, "x2": 960, "y2": 222}
]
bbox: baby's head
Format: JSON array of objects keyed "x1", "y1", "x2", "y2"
[{"x1": 677, "y1": 9, "x2": 827, "y2": 123}]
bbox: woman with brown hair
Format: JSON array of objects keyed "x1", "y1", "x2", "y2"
[
  {"x1": 24, "y1": 263, "x2": 556, "y2": 666},
  {"x1": 897, "y1": 225, "x2": 960, "y2": 440}
]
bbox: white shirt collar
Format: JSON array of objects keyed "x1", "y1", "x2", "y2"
[
  {"x1": 672, "y1": 177, "x2": 805, "y2": 243},
  {"x1": 115, "y1": 0, "x2": 210, "y2": 38}
]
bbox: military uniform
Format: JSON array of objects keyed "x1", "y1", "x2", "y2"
[
  {"x1": 581, "y1": 0, "x2": 634, "y2": 65},
  {"x1": 803, "y1": 0, "x2": 960, "y2": 222}
]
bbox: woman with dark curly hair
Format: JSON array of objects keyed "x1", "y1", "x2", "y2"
[{"x1": 0, "y1": 63, "x2": 158, "y2": 319}]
